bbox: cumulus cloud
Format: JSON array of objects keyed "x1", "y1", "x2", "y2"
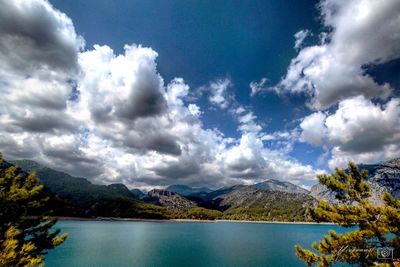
[
  {"x1": 274, "y1": 0, "x2": 400, "y2": 110},
  {"x1": 0, "y1": 0, "x2": 323, "y2": 189},
  {"x1": 300, "y1": 96, "x2": 400, "y2": 168},
  {"x1": 0, "y1": 0, "x2": 83, "y2": 74},
  {"x1": 0, "y1": 0, "x2": 85, "y2": 149},
  {"x1": 223, "y1": 133, "x2": 266, "y2": 178},
  {"x1": 329, "y1": 145, "x2": 400, "y2": 169},
  {"x1": 77, "y1": 44, "x2": 166, "y2": 122},
  {"x1": 299, "y1": 112, "x2": 327, "y2": 146},
  {"x1": 325, "y1": 97, "x2": 400, "y2": 153}
]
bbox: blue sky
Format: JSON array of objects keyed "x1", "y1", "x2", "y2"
[
  {"x1": 51, "y1": 1, "x2": 317, "y2": 130},
  {"x1": 0, "y1": 0, "x2": 399, "y2": 190},
  {"x1": 50, "y1": 0, "x2": 324, "y2": 165}
]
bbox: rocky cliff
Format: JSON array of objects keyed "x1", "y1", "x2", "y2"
[
  {"x1": 310, "y1": 158, "x2": 400, "y2": 205},
  {"x1": 147, "y1": 189, "x2": 196, "y2": 211}
]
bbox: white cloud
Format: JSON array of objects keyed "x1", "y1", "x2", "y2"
[
  {"x1": 188, "y1": 104, "x2": 201, "y2": 117},
  {"x1": 208, "y1": 78, "x2": 232, "y2": 109},
  {"x1": 329, "y1": 144, "x2": 400, "y2": 169},
  {"x1": 0, "y1": 0, "x2": 84, "y2": 74},
  {"x1": 300, "y1": 96, "x2": 400, "y2": 168},
  {"x1": 325, "y1": 97, "x2": 400, "y2": 153},
  {"x1": 249, "y1": 77, "x2": 268, "y2": 97},
  {"x1": 299, "y1": 112, "x2": 327, "y2": 146},
  {"x1": 0, "y1": 0, "x2": 83, "y2": 136},
  {"x1": 237, "y1": 111, "x2": 263, "y2": 134},
  {"x1": 274, "y1": 0, "x2": 400, "y2": 110},
  {"x1": 294, "y1": 29, "x2": 310, "y2": 50},
  {"x1": 219, "y1": 132, "x2": 321, "y2": 185},
  {"x1": 0, "y1": 0, "x2": 324, "y2": 190},
  {"x1": 77, "y1": 44, "x2": 167, "y2": 123}
]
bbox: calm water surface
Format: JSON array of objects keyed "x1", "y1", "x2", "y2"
[{"x1": 46, "y1": 220, "x2": 347, "y2": 267}]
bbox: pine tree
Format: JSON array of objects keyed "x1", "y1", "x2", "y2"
[
  {"x1": 0, "y1": 153, "x2": 67, "y2": 266},
  {"x1": 295, "y1": 162, "x2": 400, "y2": 266}
]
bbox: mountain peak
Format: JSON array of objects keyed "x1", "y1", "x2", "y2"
[
  {"x1": 253, "y1": 179, "x2": 309, "y2": 194},
  {"x1": 107, "y1": 183, "x2": 134, "y2": 198}
]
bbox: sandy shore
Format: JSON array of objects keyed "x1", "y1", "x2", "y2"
[
  {"x1": 56, "y1": 216, "x2": 334, "y2": 225},
  {"x1": 215, "y1": 219, "x2": 335, "y2": 225}
]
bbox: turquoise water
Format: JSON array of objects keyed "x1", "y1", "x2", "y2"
[{"x1": 45, "y1": 220, "x2": 346, "y2": 267}]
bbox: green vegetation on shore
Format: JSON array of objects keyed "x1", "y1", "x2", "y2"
[{"x1": 222, "y1": 201, "x2": 309, "y2": 222}]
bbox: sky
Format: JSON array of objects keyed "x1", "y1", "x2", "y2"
[{"x1": 0, "y1": 0, "x2": 399, "y2": 190}]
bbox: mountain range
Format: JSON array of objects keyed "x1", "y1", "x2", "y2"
[{"x1": 4, "y1": 157, "x2": 400, "y2": 221}]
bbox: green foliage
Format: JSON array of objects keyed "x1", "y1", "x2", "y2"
[
  {"x1": 220, "y1": 191, "x2": 312, "y2": 222},
  {"x1": 177, "y1": 207, "x2": 223, "y2": 220},
  {"x1": 295, "y1": 162, "x2": 400, "y2": 266},
  {"x1": 0, "y1": 154, "x2": 67, "y2": 266}
]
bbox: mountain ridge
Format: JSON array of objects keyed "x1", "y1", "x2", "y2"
[
  {"x1": 10, "y1": 159, "x2": 309, "y2": 198},
  {"x1": 7, "y1": 159, "x2": 316, "y2": 221},
  {"x1": 5, "y1": 157, "x2": 400, "y2": 221}
]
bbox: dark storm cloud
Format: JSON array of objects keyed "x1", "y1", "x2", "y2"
[
  {"x1": 0, "y1": 134, "x2": 39, "y2": 159},
  {"x1": 13, "y1": 113, "x2": 77, "y2": 133},
  {"x1": 115, "y1": 70, "x2": 167, "y2": 120},
  {"x1": 21, "y1": 91, "x2": 67, "y2": 110},
  {"x1": 226, "y1": 161, "x2": 265, "y2": 178},
  {"x1": 122, "y1": 133, "x2": 181, "y2": 156},
  {"x1": 151, "y1": 160, "x2": 200, "y2": 180},
  {"x1": 0, "y1": 0, "x2": 82, "y2": 73},
  {"x1": 91, "y1": 105, "x2": 113, "y2": 123},
  {"x1": 339, "y1": 131, "x2": 398, "y2": 154},
  {"x1": 41, "y1": 144, "x2": 104, "y2": 178},
  {"x1": 144, "y1": 135, "x2": 181, "y2": 156}
]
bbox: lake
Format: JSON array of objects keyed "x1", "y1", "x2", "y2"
[{"x1": 45, "y1": 220, "x2": 346, "y2": 267}]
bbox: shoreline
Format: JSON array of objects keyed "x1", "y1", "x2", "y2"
[
  {"x1": 55, "y1": 216, "x2": 335, "y2": 225},
  {"x1": 216, "y1": 219, "x2": 335, "y2": 225}
]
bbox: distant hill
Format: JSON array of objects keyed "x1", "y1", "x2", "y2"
[
  {"x1": 9, "y1": 157, "x2": 399, "y2": 222},
  {"x1": 9, "y1": 160, "x2": 169, "y2": 219},
  {"x1": 130, "y1": 188, "x2": 146, "y2": 199},
  {"x1": 208, "y1": 185, "x2": 313, "y2": 221},
  {"x1": 10, "y1": 160, "x2": 136, "y2": 203},
  {"x1": 189, "y1": 184, "x2": 246, "y2": 204},
  {"x1": 253, "y1": 179, "x2": 309, "y2": 194},
  {"x1": 166, "y1": 184, "x2": 212, "y2": 197},
  {"x1": 165, "y1": 181, "x2": 313, "y2": 221}
]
